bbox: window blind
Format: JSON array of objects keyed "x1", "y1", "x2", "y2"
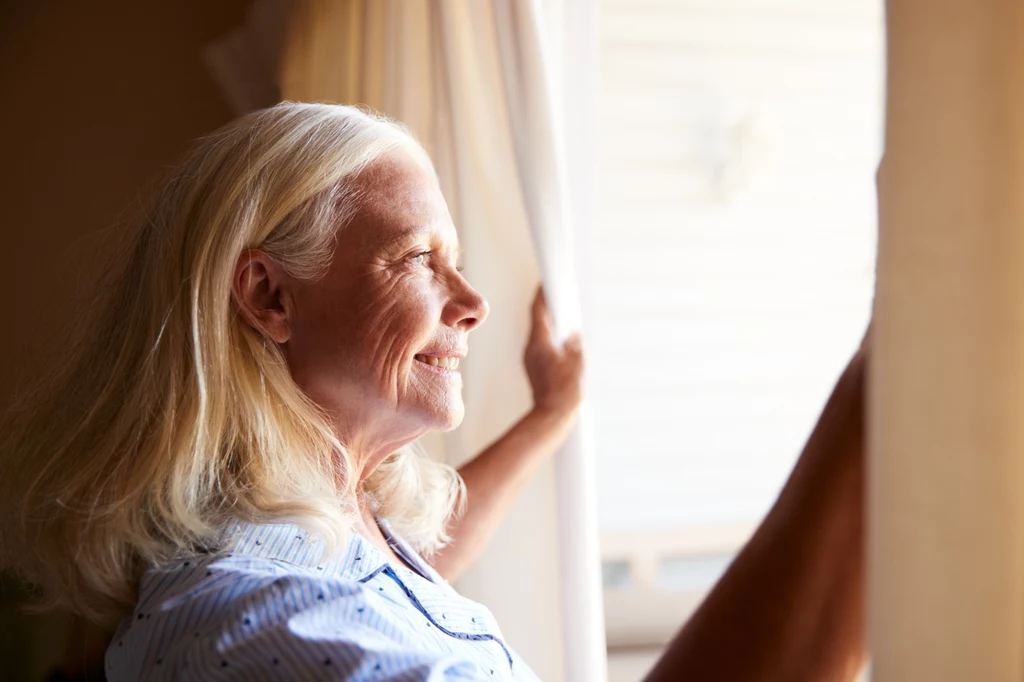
[{"x1": 593, "y1": 0, "x2": 883, "y2": 533}]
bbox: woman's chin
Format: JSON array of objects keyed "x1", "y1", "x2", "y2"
[{"x1": 430, "y1": 403, "x2": 465, "y2": 432}]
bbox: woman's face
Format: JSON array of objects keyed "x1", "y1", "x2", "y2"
[{"x1": 283, "y1": 151, "x2": 489, "y2": 457}]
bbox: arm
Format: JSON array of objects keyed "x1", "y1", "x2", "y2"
[
  {"x1": 645, "y1": 345, "x2": 867, "y2": 682},
  {"x1": 431, "y1": 288, "x2": 584, "y2": 582}
]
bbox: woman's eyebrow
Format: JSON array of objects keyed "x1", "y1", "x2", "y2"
[
  {"x1": 381, "y1": 227, "x2": 462, "y2": 258},
  {"x1": 380, "y1": 226, "x2": 432, "y2": 248}
]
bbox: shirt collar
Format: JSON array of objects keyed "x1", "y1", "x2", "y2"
[{"x1": 217, "y1": 519, "x2": 387, "y2": 581}]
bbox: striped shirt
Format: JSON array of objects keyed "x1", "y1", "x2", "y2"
[{"x1": 105, "y1": 519, "x2": 542, "y2": 681}]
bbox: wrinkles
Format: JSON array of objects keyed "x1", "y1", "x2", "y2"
[
  {"x1": 281, "y1": 150, "x2": 479, "y2": 462},
  {"x1": 355, "y1": 270, "x2": 424, "y2": 410}
]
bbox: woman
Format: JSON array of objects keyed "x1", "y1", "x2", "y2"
[{"x1": 0, "y1": 103, "x2": 866, "y2": 681}]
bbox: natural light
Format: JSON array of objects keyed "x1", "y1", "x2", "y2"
[{"x1": 592, "y1": 0, "x2": 883, "y2": 675}]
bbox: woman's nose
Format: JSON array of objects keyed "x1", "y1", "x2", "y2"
[{"x1": 445, "y1": 279, "x2": 489, "y2": 333}]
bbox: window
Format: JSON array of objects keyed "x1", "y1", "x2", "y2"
[{"x1": 592, "y1": 0, "x2": 883, "y2": 674}]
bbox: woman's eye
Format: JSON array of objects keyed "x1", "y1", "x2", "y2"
[{"x1": 410, "y1": 250, "x2": 432, "y2": 264}]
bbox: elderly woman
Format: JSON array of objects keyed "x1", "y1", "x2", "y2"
[{"x1": 0, "y1": 103, "x2": 866, "y2": 681}]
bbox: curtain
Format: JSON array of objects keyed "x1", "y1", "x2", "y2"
[
  {"x1": 487, "y1": 3, "x2": 606, "y2": 681},
  {"x1": 871, "y1": 0, "x2": 1024, "y2": 679},
  {"x1": 203, "y1": 0, "x2": 291, "y2": 115},
  {"x1": 277, "y1": 2, "x2": 607, "y2": 681}
]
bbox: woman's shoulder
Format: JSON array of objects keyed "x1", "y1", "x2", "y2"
[
  {"x1": 104, "y1": 520, "x2": 530, "y2": 681},
  {"x1": 140, "y1": 519, "x2": 383, "y2": 602},
  {"x1": 105, "y1": 520, "x2": 384, "y2": 678}
]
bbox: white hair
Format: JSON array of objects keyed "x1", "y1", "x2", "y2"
[{"x1": 0, "y1": 102, "x2": 465, "y2": 624}]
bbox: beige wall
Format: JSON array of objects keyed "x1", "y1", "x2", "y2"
[{"x1": 0, "y1": 0, "x2": 249, "y2": 408}]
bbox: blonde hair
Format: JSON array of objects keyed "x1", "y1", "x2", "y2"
[{"x1": 0, "y1": 102, "x2": 465, "y2": 624}]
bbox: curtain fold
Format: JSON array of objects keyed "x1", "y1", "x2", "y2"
[
  {"x1": 487, "y1": 3, "x2": 606, "y2": 682},
  {"x1": 278, "y1": 3, "x2": 606, "y2": 681}
]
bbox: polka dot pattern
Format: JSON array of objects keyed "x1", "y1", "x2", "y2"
[{"x1": 103, "y1": 519, "x2": 539, "y2": 681}]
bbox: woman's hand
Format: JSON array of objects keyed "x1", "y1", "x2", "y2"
[
  {"x1": 433, "y1": 287, "x2": 586, "y2": 580},
  {"x1": 523, "y1": 286, "x2": 585, "y2": 417}
]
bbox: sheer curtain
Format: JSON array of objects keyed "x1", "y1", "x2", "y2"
[
  {"x1": 488, "y1": 3, "x2": 605, "y2": 681},
  {"x1": 276, "y1": 2, "x2": 606, "y2": 681}
]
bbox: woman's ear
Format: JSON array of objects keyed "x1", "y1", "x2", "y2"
[{"x1": 232, "y1": 250, "x2": 293, "y2": 344}]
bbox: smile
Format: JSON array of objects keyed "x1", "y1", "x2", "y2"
[{"x1": 413, "y1": 354, "x2": 460, "y2": 370}]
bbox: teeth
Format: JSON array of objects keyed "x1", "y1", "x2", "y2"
[{"x1": 414, "y1": 354, "x2": 460, "y2": 370}]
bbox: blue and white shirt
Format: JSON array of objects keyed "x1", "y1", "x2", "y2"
[{"x1": 105, "y1": 519, "x2": 542, "y2": 681}]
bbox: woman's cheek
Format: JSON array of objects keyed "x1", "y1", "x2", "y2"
[
  {"x1": 366, "y1": 308, "x2": 427, "y2": 403},
  {"x1": 357, "y1": 271, "x2": 442, "y2": 401}
]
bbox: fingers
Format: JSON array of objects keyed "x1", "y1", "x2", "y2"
[
  {"x1": 564, "y1": 332, "x2": 585, "y2": 371},
  {"x1": 531, "y1": 286, "x2": 549, "y2": 324},
  {"x1": 530, "y1": 286, "x2": 555, "y2": 345},
  {"x1": 565, "y1": 331, "x2": 583, "y2": 355},
  {"x1": 529, "y1": 286, "x2": 586, "y2": 360}
]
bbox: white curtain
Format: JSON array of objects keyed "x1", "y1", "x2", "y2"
[
  {"x1": 232, "y1": 2, "x2": 610, "y2": 681},
  {"x1": 487, "y1": 3, "x2": 606, "y2": 682},
  {"x1": 428, "y1": 4, "x2": 608, "y2": 678},
  {"x1": 871, "y1": 0, "x2": 1024, "y2": 680}
]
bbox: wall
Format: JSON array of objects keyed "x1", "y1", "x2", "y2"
[
  {"x1": 0, "y1": 2, "x2": 249, "y2": 676},
  {"x1": 0, "y1": 0, "x2": 249, "y2": 408}
]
